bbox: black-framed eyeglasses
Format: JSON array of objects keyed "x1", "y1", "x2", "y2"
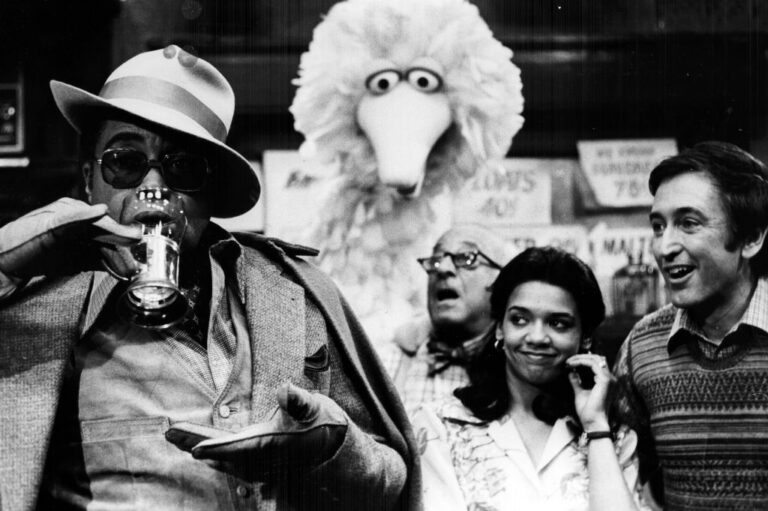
[
  {"x1": 417, "y1": 250, "x2": 502, "y2": 273},
  {"x1": 96, "y1": 148, "x2": 211, "y2": 193}
]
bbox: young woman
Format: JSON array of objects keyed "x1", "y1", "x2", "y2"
[{"x1": 413, "y1": 247, "x2": 649, "y2": 511}]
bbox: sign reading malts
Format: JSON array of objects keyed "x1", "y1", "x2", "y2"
[
  {"x1": 454, "y1": 158, "x2": 555, "y2": 226},
  {"x1": 577, "y1": 139, "x2": 677, "y2": 208},
  {"x1": 589, "y1": 223, "x2": 655, "y2": 278}
]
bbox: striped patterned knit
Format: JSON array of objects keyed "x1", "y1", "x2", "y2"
[{"x1": 614, "y1": 278, "x2": 768, "y2": 511}]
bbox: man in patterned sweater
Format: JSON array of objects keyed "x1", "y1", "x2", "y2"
[{"x1": 614, "y1": 141, "x2": 768, "y2": 511}]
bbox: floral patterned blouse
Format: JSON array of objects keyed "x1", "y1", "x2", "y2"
[{"x1": 413, "y1": 397, "x2": 650, "y2": 511}]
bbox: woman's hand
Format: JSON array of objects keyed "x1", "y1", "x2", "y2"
[{"x1": 565, "y1": 353, "x2": 614, "y2": 431}]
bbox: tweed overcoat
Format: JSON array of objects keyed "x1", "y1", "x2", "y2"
[{"x1": 0, "y1": 233, "x2": 421, "y2": 511}]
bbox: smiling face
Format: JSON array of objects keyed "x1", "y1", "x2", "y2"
[
  {"x1": 497, "y1": 280, "x2": 582, "y2": 389},
  {"x1": 649, "y1": 171, "x2": 756, "y2": 319},
  {"x1": 84, "y1": 119, "x2": 212, "y2": 252},
  {"x1": 427, "y1": 232, "x2": 499, "y2": 343}
]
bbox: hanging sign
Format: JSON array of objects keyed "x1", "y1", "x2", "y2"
[
  {"x1": 589, "y1": 223, "x2": 656, "y2": 278},
  {"x1": 496, "y1": 224, "x2": 590, "y2": 263},
  {"x1": 577, "y1": 139, "x2": 677, "y2": 208},
  {"x1": 454, "y1": 158, "x2": 559, "y2": 227}
]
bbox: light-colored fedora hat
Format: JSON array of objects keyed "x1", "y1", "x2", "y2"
[{"x1": 50, "y1": 44, "x2": 259, "y2": 218}]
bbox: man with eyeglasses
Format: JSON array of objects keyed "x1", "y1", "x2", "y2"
[
  {"x1": 379, "y1": 224, "x2": 507, "y2": 415},
  {"x1": 0, "y1": 46, "x2": 417, "y2": 511}
]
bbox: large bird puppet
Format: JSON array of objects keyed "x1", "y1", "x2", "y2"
[{"x1": 290, "y1": 0, "x2": 524, "y2": 343}]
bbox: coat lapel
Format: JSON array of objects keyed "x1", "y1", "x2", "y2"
[
  {"x1": 79, "y1": 271, "x2": 120, "y2": 337},
  {"x1": 237, "y1": 248, "x2": 308, "y2": 420},
  {"x1": 0, "y1": 273, "x2": 92, "y2": 511}
]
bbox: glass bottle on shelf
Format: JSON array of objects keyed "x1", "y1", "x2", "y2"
[{"x1": 611, "y1": 250, "x2": 660, "y2": 316}]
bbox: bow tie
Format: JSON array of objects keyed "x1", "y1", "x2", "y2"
[{"x1": 426, "y1": 340, "x2": 476, "y2": 377}]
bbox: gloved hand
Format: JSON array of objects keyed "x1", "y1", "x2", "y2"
[
  {"x1": 0, "y1": 198, "x2": 141, "y2": 280},
  {"x1": 165, "y1": 382, "x2": 348, "y2": 477}
]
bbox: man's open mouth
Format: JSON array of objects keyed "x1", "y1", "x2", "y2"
[
  {"x1": 436, "y1": 289, "x2": 459, "y2": 301},
  {"x1": 665, "y1": 265, "x2": 694, "y2": 280}
]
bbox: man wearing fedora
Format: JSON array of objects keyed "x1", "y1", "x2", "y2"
[{"x1": 0, "y1": 46, "x2": 418, "y2": 511}]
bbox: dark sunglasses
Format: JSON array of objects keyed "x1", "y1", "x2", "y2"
[
  {"x1": 417, "y1": 250, "x2": 502, "y2": 273},
  {"x1": 96, "y1": 148, "x2": 211, "y2": 193}
]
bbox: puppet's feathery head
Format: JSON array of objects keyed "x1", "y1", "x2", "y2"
[{"x1": 290, "y1": 0, "x2": 524, "y2": 197}]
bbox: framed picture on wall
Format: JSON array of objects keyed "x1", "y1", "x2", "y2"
[{"x1": 0, "y1": 74, "x2": 24, "y2": 154}]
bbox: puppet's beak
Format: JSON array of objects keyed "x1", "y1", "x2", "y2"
[{"x1": 356, "y1": 85, "x2": 451, "y2": 197}]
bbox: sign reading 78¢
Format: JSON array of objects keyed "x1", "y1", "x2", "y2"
[{"x1": 577, "y1": 139, "x2": 677, "y2": 208}]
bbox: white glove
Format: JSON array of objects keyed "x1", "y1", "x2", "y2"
[
  {"x1": 0, "y1": 198, "x2": 141, "y2": 284},
  {"x1": 166, "y1": 382, "x2": 348, "y2": 477}
]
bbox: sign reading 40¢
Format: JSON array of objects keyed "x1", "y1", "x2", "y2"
[{"x1": 454, "y1": 158, "x2": 558, "y2": 227}]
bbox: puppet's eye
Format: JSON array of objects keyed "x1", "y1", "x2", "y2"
[
  {"x1": 406, "y1": 68, "x2": 442, "y2": 93},
  {"x1": 365, "y1": 70, "x2": 401, "y2": 95}
]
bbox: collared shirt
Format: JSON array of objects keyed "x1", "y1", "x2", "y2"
[
  {"x1": 377, "y1": 315, "x2": 488, "y2": 415},
  {"x1": 82, "y1": 227, "x2": 243, "y2": 393},
  {"x1": 5, "y1": 228, "x2": 412, "y2": 511},
  {"x1": 613, "y1": 277, "x2": 768, "y2": 510},
  {"x1": 413, "y1": 398, "x2": 648, "y2": 511},
  {"x1": 667, "y1": 277, "x2": 768, "y2": 359},
  {"x1": 39, "y1": 226, "x2": 263, "y2": 510}
]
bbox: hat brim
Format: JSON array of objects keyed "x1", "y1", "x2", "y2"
[{"x1": 51, "y1": 80, "x2": 260, "y2": 218}]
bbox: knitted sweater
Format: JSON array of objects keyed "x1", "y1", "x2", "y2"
[{"x1": 614, "y1": 295, "x2": 768, "y2": 511}]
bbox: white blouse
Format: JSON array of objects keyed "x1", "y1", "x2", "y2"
[{"x1": 413, "y1": 397, "x2": 649, "y2": 511}]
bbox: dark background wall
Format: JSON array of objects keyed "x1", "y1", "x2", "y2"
[
  {"x1": 1, "y1": 0, "x2": 767, "y2": 225},
  {"x1": 0, "y1": 0, "x2": 120, "y2": 221}
]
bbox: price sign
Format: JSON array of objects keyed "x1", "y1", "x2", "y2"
[
  {"x1": 454, "y1": 158, "x2": 557, "y2": 227},
  {"x1": 589, "y1": 224, "x2": 656, "y2": 277},
  {"x1": 577, "y1": 139, "x2": 677, "y2": 208},
  {"x1": 497, "y1": 224, "x2": 590, "y2": 263}
]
